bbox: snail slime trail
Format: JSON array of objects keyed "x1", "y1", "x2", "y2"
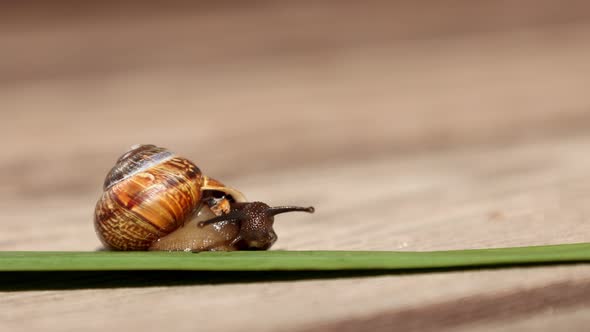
[{"x1": 94, "y1": 144, "x2": 315, "y2": 251}]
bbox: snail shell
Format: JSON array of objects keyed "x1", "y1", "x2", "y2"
[{"x1": 94, "y1": 144, "x2": 245, "y2": 251}]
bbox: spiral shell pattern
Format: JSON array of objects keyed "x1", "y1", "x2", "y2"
[{"x1": 94, "y1": 145, "x2": 204, "y2": 250}]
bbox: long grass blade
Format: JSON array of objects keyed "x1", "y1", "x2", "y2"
[{"x1": 1, "y1": 243, "x2": 589, "y2": 272}]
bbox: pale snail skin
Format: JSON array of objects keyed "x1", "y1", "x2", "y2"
[{"x1": 94, "y1": 144, "x2": 314, "y2": 251}]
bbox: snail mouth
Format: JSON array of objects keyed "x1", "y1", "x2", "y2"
[
  {"x1": 245, "y1": 239, "x2": 274, "y2": 250},
  {"x1": 248, "y1": 241, "x2": 262, "y2": 250},
  {"x1": 247, "y1": 241, "x2": 265, "y2": 249}
]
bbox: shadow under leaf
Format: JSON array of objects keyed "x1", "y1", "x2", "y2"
[{"x1": 1, "y1": 261, "x2": 588, "y2": 291}]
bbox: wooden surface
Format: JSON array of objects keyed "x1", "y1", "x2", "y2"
[{"x1": 2, "y1": 1, "x2": 590, "y2": 331}]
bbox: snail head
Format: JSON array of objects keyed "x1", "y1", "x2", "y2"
[{"x1": 198, "y1": 202, "x2": 314, "y2": 250}]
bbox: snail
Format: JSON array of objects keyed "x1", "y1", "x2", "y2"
[{"x1": 94, "y1": 144, "x2": 314, "y2": 251}]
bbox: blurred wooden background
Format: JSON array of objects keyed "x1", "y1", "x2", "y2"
[{"x1": 2, "y1": 0, "x2": 590, "y2": 331}]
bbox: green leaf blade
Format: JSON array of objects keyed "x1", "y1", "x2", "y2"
[{"x1": 1, "y1": 243, "x2": 590, "y2": 272}]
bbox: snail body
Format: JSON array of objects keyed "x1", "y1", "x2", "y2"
[{"x1": 94, "y1": 144, "x2": 313, "y2": 251}]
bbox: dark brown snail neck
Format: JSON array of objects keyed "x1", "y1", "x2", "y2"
[{"x1": 197, "y1": 201, "x2": 315, "y2": 250}]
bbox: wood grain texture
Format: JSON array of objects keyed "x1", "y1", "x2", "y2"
[
  {"x1": 2, "y1": 1, "x2": 590, "y2": 331},
  {"x1": 296, "y1": 279, "x2": 590, "y2": 332}
]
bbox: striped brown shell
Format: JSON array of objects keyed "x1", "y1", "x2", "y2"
[{"x1": 94, "y1": 145, "x2": 206, "y2": 250}]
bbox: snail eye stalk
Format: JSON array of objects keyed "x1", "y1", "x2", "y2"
[
  {"x1": 267, "y1": 206, "x2": 315, "y2": 216},
  {"x1": 197, "y1": 211, "x2": 246, "y2": 228},
  {"x1": 197, "y1": 203, "x2": 315, "y2": 228}
]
